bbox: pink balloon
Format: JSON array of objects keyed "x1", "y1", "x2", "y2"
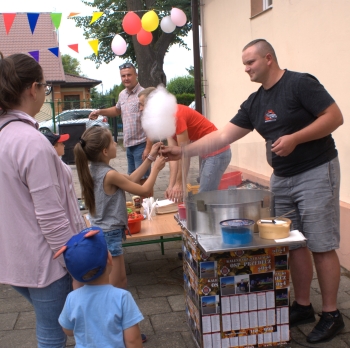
[
  {"x1": 137, "y1": 28, "x2": 153, "y2": 45},
  {"x1": 122, "y1": 11, "x2": 141, "y2": 35},
  {"x1": 111, "y1": 34, "x2": 127, "y2": 55},
  {"x1": 170, "y1": 8, "x2": 187, "y2": 27}
]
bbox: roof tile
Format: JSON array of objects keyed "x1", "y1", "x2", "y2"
[{"x1": 0, "y1": 13, "x2": 66, "y2": 82}]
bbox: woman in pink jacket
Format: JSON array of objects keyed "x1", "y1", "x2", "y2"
[{"x1": 0, "y1": 53, "x2": 83, "y2": 347}]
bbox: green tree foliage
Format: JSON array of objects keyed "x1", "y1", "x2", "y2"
[
  {"x1": 167, "y1": 76, "x2": 195, "y2": 95},
  {"x1": 185, "y1": 57, "x2": 202, "y2": 77},
  {"x1": 90, "y1": 87, "x2": 100, "y2": 99},
  {"x1": 186, "y1": 65, "x2": 194, "y2": 77},
  {"x1": 105, "y1": 83, "x2": 125, "y2": 100},
  {"x1": 91, "y1": 83, "x2": 124, "y2": 104},
  {"x1": 61, "y1": 54, "x2": 83, "y2": 75},
  {"x1": 74, "y1": 0, "x2": 193, "y2": 87}
]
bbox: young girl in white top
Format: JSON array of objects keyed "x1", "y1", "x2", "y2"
[{"x1": 74, "y1": 126, "x2": 165, "y2": 289}]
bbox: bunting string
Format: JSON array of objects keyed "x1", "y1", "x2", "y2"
[{"x1": 1, "y1": 8, "x2": 187, "y2": 60}]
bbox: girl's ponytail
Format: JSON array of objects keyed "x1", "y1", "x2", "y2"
[{"x1": 73, "y1": 126, "x2": 112, "y2": 216}]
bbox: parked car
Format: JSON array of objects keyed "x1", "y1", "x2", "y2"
[{"x1": 38, "y1": 109, "x2": 110, "y2": 132}]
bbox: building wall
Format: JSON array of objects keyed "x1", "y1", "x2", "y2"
[
  {"x1": 54, "y1": 87, "x2": 91, "y2": 114},
  {"x1": 37, "y1": 86, "x2": 92, "y2": 121},
  {"x1": 201, "y1": 0, "x2": 350, "y2": 268}
]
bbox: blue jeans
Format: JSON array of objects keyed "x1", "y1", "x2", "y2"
[
  {"x1": 126, "y1": 142, "x2": 150, "y2": 179},
  {"x1": 104, "y1": 228, "x2": 125, "y2": 256},
  {"x1": 12, "y1": 273, "x2": 72, "y2": 348},
  {"x1": 199, "y1": 148, "x2": 232, "y2": 192},
  {"x1": 270, "y1": 157, "x2": 340, "y2": 252}
]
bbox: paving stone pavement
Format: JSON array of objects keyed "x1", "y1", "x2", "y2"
[{"x1": 1, "y1": 145, "x2": 350, "y2": 347}]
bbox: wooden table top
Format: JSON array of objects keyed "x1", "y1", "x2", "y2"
[{"x1": 126, "y1": 213, "x2": 182, "y2": 240}]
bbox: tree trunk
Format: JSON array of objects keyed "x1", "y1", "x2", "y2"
[
  {"x1": 133, "y1": 37, "x2": 173, "y2": 88},
  {"x1": 127, "y1": 0, "x2": 176, "y2": 87}
]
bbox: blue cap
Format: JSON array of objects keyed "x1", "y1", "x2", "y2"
[{"x1": 58, "y1": 227, "x2": 108, "y2": 283}]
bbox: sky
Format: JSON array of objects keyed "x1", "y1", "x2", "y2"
[{"x1": 1, "y1": 0, "x2": 195, "y2": 93}]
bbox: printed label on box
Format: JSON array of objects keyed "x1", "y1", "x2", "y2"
[
  {"x1": 275, "y1": 287, "x2": 289, "y2": 307},
  {"x1": 218, "y1": 250, "x2": 275, "y2": 278},
  {"x1": 221, "y1": 296, "x2": 230, "y2": 314},
  {"x1": 201, "y1": 295, "x2": 220, "y2": 316},
  {"x1": 275, "y1": 270, "x2": 290, "y2": 289}
]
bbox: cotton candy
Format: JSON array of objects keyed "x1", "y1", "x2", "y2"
[{"x1": 141, "y1": 85, "x2": 177, "y2": 141}]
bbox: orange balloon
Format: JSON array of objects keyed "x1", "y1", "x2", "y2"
[
  {"x1": 122, "y1": 11, "x2": 141, "y2": 35},
  {"x1": 137, "y1": 28, "x2": 153, "y2": 45}
]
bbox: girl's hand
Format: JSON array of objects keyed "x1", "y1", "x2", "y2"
[
  {"x1": 153, "y1": 156, "x2": 166, "y2": 172},
  {"x1": 149, "y1": 142, "x2": 163, "y2": 158}
]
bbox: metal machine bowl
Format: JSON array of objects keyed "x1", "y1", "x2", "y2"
[{"x1": 185, "y1": 189, "x2": 275, "y2": 235}]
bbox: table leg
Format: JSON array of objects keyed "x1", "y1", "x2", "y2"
[{"x1": 160, "y1": 236, "x2": 164, "y2": 255}]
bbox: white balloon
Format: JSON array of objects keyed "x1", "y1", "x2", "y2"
[
  {"x1": 160, "y1": 16, "x2": 176, "y2": 33},
  {"x1": 111, "y1": 34, "x2": 127, "y2": 55},
  {"x1": 170, "y1": 8, "x2": 187, "y2": 27},
  {"x1": 141, "y1": 85, "x2": 177, "y2": 141}
]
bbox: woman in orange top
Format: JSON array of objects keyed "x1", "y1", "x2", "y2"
[{"x1": 139, "y1": 88, "x2": 231, "y2": 201}]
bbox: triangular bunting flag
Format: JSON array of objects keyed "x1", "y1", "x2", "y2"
[
  {"x1": 27, "y1": 13, "x2": 40, "y2": 34},
  {"x1": 68, "y1": 44, "x2": 79, "y2": 53},
  {"x1": 28, "y1": 51, "x2": 39, "y2": 62},
  {"x1": 3, "y1": 13, "x2": 16, "y2": 34},
  {"x1": 88, "y1": 39, "x2": 99, "y2": 56},
  {"x1": 90, "y1": 12, "x2": 103, "y2": 24},
  {"x1": 50, "y1": 13, "x2": 62, "y2": 30},
  {"x1": 68, "y1": 13, "x2": 80, "y2": 17},
  {"x1": 48, "y1": 47, "x2": 59, "y2": 57}
]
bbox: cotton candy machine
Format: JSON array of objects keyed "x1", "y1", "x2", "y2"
[{"x1": 185, "y1": 189, "x2": 275, "y2": 235}]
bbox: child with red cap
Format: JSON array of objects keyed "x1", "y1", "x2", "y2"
[{"x1": 40, "y1": 128, "x2": 70, "y2": 157}]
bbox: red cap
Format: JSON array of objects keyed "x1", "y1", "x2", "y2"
[{"x1": 57, "y1": 133, "x2": 70, "y2": 143}]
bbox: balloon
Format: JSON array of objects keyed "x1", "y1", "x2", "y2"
[
  {"x1": 122, "y1": 11, "x2": 141, "y2": 35},
  {"x1": 111, "y1": 34, "x2": 127, "y2": 55},
  {"x1": 137, "y1": 28, "x2": 153, "y2": 45},
  {"x1": 141, "y1": 10, "x2": 159, "y2": 32},
  {"x1": 160, "y1": 16, "x2": 176, "y2": 33},
  {"x1": 170, "y1": 8, "x2": 187, "y2": 27}
]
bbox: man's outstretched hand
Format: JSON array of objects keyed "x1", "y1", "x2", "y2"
[
  {"x1": 89, "y1": 110, "x2": 99, "y2": 120},
  {"x1": 160, "y1": 145, "x2": 181, "y2": 161}
]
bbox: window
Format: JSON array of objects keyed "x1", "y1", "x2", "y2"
[
  {"x1": 251, "y1": 0, "x2": 273, "y2": 18},
  {"x1": 57, "y1": 111, "x2": 75, "y2": 122},
  {"x1": 263, "y1": 0, "x2": 273, "y2": 10},
  {"x1": 75, "y1": 111, "x2": 91, "y2": 119},
  {"x1": 63, "y1": 95, "x2": 80, "y2": 110}
]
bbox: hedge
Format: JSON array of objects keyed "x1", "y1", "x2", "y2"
[{"x1": 175, "y1": 93, "x2": 195, "y2": 106}]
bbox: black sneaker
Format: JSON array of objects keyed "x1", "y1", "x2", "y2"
[
  {"x1": 306, "y1": 311, "x2": 344, "y2": 343},
  {"x1": 290, "y1": 301, "x2": 316, "y2": 327}
]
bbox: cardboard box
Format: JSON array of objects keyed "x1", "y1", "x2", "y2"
[{"x1": 182, "y1": 230, "x2": 291, "y2": 348}]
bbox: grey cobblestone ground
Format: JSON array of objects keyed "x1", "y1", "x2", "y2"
[{"x1": 1, "y1": 145, "x2": 350, "y2": 347}]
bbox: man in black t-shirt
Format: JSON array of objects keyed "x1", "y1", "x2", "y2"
[{"x1": 162, "y1": 39, "x2": 344, "y2": 343}]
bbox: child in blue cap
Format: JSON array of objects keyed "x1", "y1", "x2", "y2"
[{"x1": 56, "y1": 227, "x2": 144, "y2": 348}]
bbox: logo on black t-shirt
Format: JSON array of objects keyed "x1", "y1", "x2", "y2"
[{"x1": 264, "y1": 110, "x2": 277, "y2": 122}]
